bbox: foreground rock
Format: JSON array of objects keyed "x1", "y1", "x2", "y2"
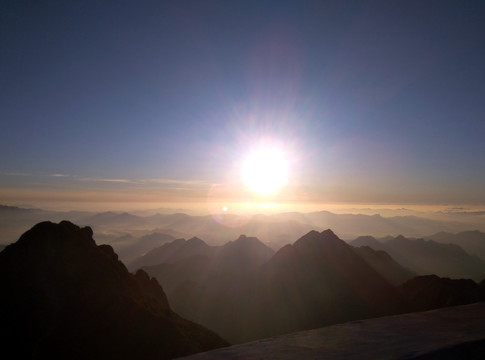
[
  {"x1": 177, "y1": 302, "x2": 485, "y2": 359},
  {"x1": 0, "y1": 221, "x2": 228, "y2": 359}
]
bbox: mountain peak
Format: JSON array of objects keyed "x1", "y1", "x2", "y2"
[
  {"x1": 320, "y1": 229, "x2": 339, "y2": 241},
  {"x1": 16, "y1": 220, "x2": 95, "y2": 248},
  {"x1": 0, "y1": 221, "x2": 228, "y2": 358},
  {"x1": 294, "y1": 229, "x2": 342, "y2": 249},
  {"x1": 235, "y1": 234, "x2": 259, "y2": 243},
  {"x1": 187, "y1": 236, "x2": 205, "y2": 245},
  {"x1": 217, "y1": 235, "x2": 275, "y2": 269}
]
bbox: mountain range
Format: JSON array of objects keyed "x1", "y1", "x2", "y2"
[
  {"x1": 129, "y1": 234, "x2": 275, "y2": 272},
  {"x1": 350, "y1": 235, "x2": 485, "y2": 281},
  {"x1": 0, "y1": 221, "x2": 228, "y2": 359},
  {"x1": 350, "y1": 245, "x2": 416, "y2": 285},
  {"x1": 3, "y1": 217, "x2": 485, "y2": 351},
  {"x1": 426, "y1": 230, "x2": 485, "y2": 260},
  {"x1": 3, "y1": 205, "x2": 485, "y2": 252},
  {"x1": 142, "y1": 229, "x2": 485, "y2": 344}
]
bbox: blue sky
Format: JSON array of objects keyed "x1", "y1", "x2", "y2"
[{"x1": 1, "y1": 1, "x2": 485, "y2": 210}]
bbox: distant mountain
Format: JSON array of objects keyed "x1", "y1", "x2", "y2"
[
  {"x1": 0, "y1": 221, "x2": 228, "y2": 359},
  {"x1": 214, "y1": 235, "x2": 276, "y2": 273},
  {"x1": 351, "y1": 245, "x2": 416, "y2": 285},
  {"x1": 145, "y1": 230, "x2": 401, "y2": 344},
  {"x1": 274, "y1": 211, "x2": 465, "y2": 240},
  {"x1": 115, "y1": 232, "x2": 176, "y2": 263},
  {"x1": 0, "y1": 205, "x2": 92, "y2": 244},
  {"x1": 77, "y1": 209, "x2": 484, "y2": 249},
  {"x1": 77, "y1": 211, "x2": 316, "y2": 249},
  {"x1": 79, "y1": 211, "x2": 145, "y2": 228},
  {"x1": 398, "y1": 275, "x2": 485, "y2": 312},
  {"x1": 350, "y1": 235, "x2": 485, "y2": 281},
  {"x1": 0, "y1": 205, "x2": 60, "y2": 243},
  {"x1": 351, "y1": 235, "x2": 385, "y2": 248},
  {"x1": 4, "y1": 204, "x2": 485, "y2": 252},
  {"x1": 143, "y1": 235, "x2": 276, "y2": 343},
  {"x1": 149, "y1": 227, "x2": 191, "y2": 240},
  {"x1": 426, "y1": 230, "x2": 485, "y2": 260},
  {"x1": 129, "y1": 236, "x2": 214, "y2": 271}
]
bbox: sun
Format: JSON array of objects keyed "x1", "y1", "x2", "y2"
[{"x1": 241, "y1": 146, "x2": 289, "y2": 195}]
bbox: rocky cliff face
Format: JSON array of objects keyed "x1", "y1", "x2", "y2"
[{"x1": 0, "y1": 221, "x2": 228, "y2": 359}]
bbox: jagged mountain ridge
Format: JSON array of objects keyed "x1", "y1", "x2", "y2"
[
  {"x1": 130, "y1": 234, "x2": 275, "y2": 272},
  {"x1": 115, "y1": 231, "x2": 177, "y2": 264},
  {"x1": 244, "y1": 230, "x2": 402, "y2": 341},
  {"x1": 351, "y1": 245, "x2": 416, "y2": 285},
  {"x1": 0, "y1": 221, "x2": 228, "y2": 359},
  {"x1": 144, "y1": 229, "x2": 403, "y2": 343},
  {"x1": 350, "y1": 234, "x2": 485, "y2": 281},
  {"x1": 2, "y1": 220, "x2": 484, "y2": 355},
  {"x1": 129, "y1": 236, "x2": 215, "y2": 271},
  {"x1": 426, "y1": 230, "x2": 485, "y2": 260},
  {"x1": 4, "y1": 204, "x2": 485, "y2": 251}
]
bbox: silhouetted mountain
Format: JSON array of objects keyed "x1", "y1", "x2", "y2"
[
  {"x1": 351, "y1": 245, "x2": 416, "y2": 285},
  {"x1": 276, "y1": 211, "x2": 465, "y2": 240},
  {"x1": 4, "y1": 204, "x2": 485, "y2": 252},
  {"x1": 136, "y1": 234, "x2": 274, "y2": 272},
  {"x1": 143, "y1": 235, "x2": 276, "y2": 343},
  {"x1": 149, "y1": 227, "x2": 191, "y2": 240},
  {"x1": 426, "y1": 230, "x2": 485, "y2": 260},
  {"x1": 214, "y1": 234, "x2": 275, "y2": 272},
  {"x1": 350, "y1": 235, "x2": 485, "y2": 281},
  {"x1": 145, "y1": 230, "x2": 402, "y2": 344},
  {"x1": 244, "y1": 230, "x2": 401, "y2": 342},
  {"x1": 0, "y1": 205, "x2": 89, "y2": 243},
  {"x1": 80, "y1": 211, "x2": 144, "y2": 228},
  {"x1": 129, "y1": 237, "x2": 214, "y2": 271},
  {"x1": 398, "y1": 275, "x2": 485, "y2": 312},
  {"x1": 0, "y1": 221, "x2": 228, "y2": 359},
  {"x1": 106, "y1": 233, "x2": 137, "y2": 258}
]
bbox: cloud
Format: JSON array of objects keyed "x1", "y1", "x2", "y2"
[
  {"x1": 76, "y1": 177, "x2": 209, "y2": 188},
  {"x1": 1, "y1": 172, "x2": 31, "y2": 177},
  {"x1": 78, "y1": 177, "x2": 134, "y2": 184},
  {"x1": 139, "y1": 178, "x2": 208, "y2": 186},
  {"x1": 1, "y1": 172, "x2": 72, "y2": 178},
  {"x1": 1, "y1": 171, "x2": 207, "y2": 188}
]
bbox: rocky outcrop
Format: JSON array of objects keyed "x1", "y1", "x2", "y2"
[{"x1": 0, "y1": 221, "x2": 228, "y2": 359}]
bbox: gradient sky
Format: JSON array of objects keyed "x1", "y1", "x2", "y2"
[{"x1": 1, "y1": 1, "x2": 485, "y2": 211}]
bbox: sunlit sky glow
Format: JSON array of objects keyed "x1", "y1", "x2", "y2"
[
  {"x1": 241, "y1": 143, "x2": 289, "y2": 195},
  {"x1": 1, "y1": 1, "x2": 485, "y2": 213}
]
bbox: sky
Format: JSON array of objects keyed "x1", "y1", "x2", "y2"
[{"x1": 1, "y1": 0, "x2": 485, "y2": 213}]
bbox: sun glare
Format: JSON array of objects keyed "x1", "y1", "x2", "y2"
[{"x1": 241, "y1": 146, "x2": 289, "y2": 195}]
